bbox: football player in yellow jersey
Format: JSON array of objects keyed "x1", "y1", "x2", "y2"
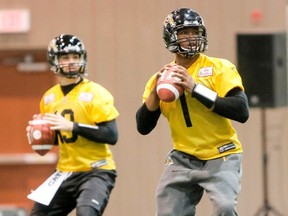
[
  {"x1": 28, "y1": 34, "x2": 119, "y2": 216},
  {"x1": 136, "y1": 8, "x2": 249, "y2": 216}
]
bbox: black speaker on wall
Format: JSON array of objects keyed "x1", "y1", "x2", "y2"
[{"x1": 237, "y1": 33, "x2": 287, "y2": 108}]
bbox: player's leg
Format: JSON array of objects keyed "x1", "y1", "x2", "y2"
[
  {"x1": 30, "y1": 202, "x2": 50, "y2": 216},
  {"x1": 202, "y1": 153, "x2": 242, "y2": 216},
  {"x1": 76, "y1": 169, "x2": 117, "y2": 216},
  {"x1": 30, "y1": 191, "x2": 76, "y2": 216},
  {"x1": 156, "y1": 150, "x2": 204, "y2": 216},
  {"x1": 76, "y1": 205, "x2": 100, "y2": 216}
]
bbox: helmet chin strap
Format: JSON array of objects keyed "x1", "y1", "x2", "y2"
[
  {"x1": 178, "y1": 37, "x2": 201, "y2": 58},
  {"x1": 57, "y1": 63, "x2": 85, "y2": 78},
  {"x1": 178, "y1": 46, "x2": 196, "y2": 58}
]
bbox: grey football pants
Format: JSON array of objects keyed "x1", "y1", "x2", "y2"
[{"x1": 156, "y1": 150, "x2": 242, "y2": 216}]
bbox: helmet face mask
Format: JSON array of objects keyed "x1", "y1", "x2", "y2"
[
  {"x1": 47, "y1": 34, "x2": 87, "y2": 78},
  {"x1": 163, "y1": 8, "x2": 208, "y2": 58}
]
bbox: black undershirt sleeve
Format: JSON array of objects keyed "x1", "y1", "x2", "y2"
[
  {"x1": 212, "y1": 88, "x2": 249, "y2": 123},
  {"x1": 73, "y1": 119, "x2": 118, "y2": 145},
  {"x1": 136, "y1": 103, "x2": 161, "y2": 135}
]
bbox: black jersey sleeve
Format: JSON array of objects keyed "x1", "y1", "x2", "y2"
[
  {"x1": 212, "y1": 88, "x2": 249, "y2": 123},
  {"x1": 73, "y1": 119, "x2": 118, "y2": 145},
  {"x1": 136, "y1": 103, "x2": 161, "y2": 135}
]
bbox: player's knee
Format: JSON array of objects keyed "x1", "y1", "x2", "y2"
[
  {"x1": 215, "y1": 200, "x2": 237, "y2": 215},
  {"x1": 76, "y1": 205, "x2": 100, "y2": 216}
]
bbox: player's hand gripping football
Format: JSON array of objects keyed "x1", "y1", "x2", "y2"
[
  {"x1": 26, "y1": 114, "x2": 38, "y2": 144},
  {"x1": 164, "y1": 64, "x2": 196, "y2": 94},
  {"x1": 43, "y1": 113, "x2": 74, "y2": 132}
]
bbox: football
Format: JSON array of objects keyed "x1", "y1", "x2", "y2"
[
  {"x1": 156, "y1": 66, "x2": 184, "y2": 102},
  {"x1": 28, "y1": 114, "x2": 55, "y2": 156}
]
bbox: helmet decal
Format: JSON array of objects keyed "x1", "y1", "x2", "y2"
[{"x1": 165, "y1": 14, "x2": 176, "y2": 28}]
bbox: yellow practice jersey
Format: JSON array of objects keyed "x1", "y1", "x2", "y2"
[
  {"x1": 40, "y1": 78, "x2": 119, "y2": 172},
  {"x1": 143, "y1": 54, "x2": 244, "y2": 160}
]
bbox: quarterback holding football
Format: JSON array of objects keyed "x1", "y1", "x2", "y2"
[
  {"x1": 136, "y1": 8, "x2": 249, "y2": 216},
  {"x1": 26, "y1": 34, "x2": 119, "y2": 216}
]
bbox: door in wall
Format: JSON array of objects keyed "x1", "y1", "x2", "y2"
[{"x1": 0, "y1": 49, "x2": 58, "y2": 213}]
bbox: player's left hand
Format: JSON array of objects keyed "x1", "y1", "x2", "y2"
[
  {"x1": 169, "y1": 64, "x2": 196, "y2": 94},
  {"x1": 26, "y1": 114, "x2": 40, "y2": 144},
  {"x1": 43, "y1": 113, "x2": 74, "y2": 132}
]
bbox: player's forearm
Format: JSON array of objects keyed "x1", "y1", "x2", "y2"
[
  {"x1": 145, "y1": 89, "x2": 161, "y2": 111},
  {"x1": 191, "y1": 85, "x2": 249, "y2": 123},
  {"x1": 73, "y1": 120, "x2": 118, "y2": 144},
  {"x1": 136, "y1": 103, "x2": 161, "y2": 135},
  {"x1": 213, "y1": 91, "x2": 249, "y2": 123}
]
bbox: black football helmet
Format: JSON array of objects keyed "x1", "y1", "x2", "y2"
[
  {"x1": 47, "y1": 34, "x2": 87, "y2": 78},
  {"x1": 163, "y1": 8, "x2": 208, "y2": 58}
]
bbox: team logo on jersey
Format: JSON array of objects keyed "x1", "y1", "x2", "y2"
[
  {"x1": 198, "y1": 67, "x2": 213, "y2": 77},
  {"x1": 164, "y1": 156, "x2": 174, "y2": 166},
  {"x1": 79, "y1": 92, "x2": 93, "y2": 102},
  {"x1": 44, "y1": 93, "x2": 55, "y2": 105},
  {"x1": 91, "y1": 159, "x2": 107, "y2": 169},
  {"x1": 218, "y1": 142, "x2": 236, "y2": 153}
]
